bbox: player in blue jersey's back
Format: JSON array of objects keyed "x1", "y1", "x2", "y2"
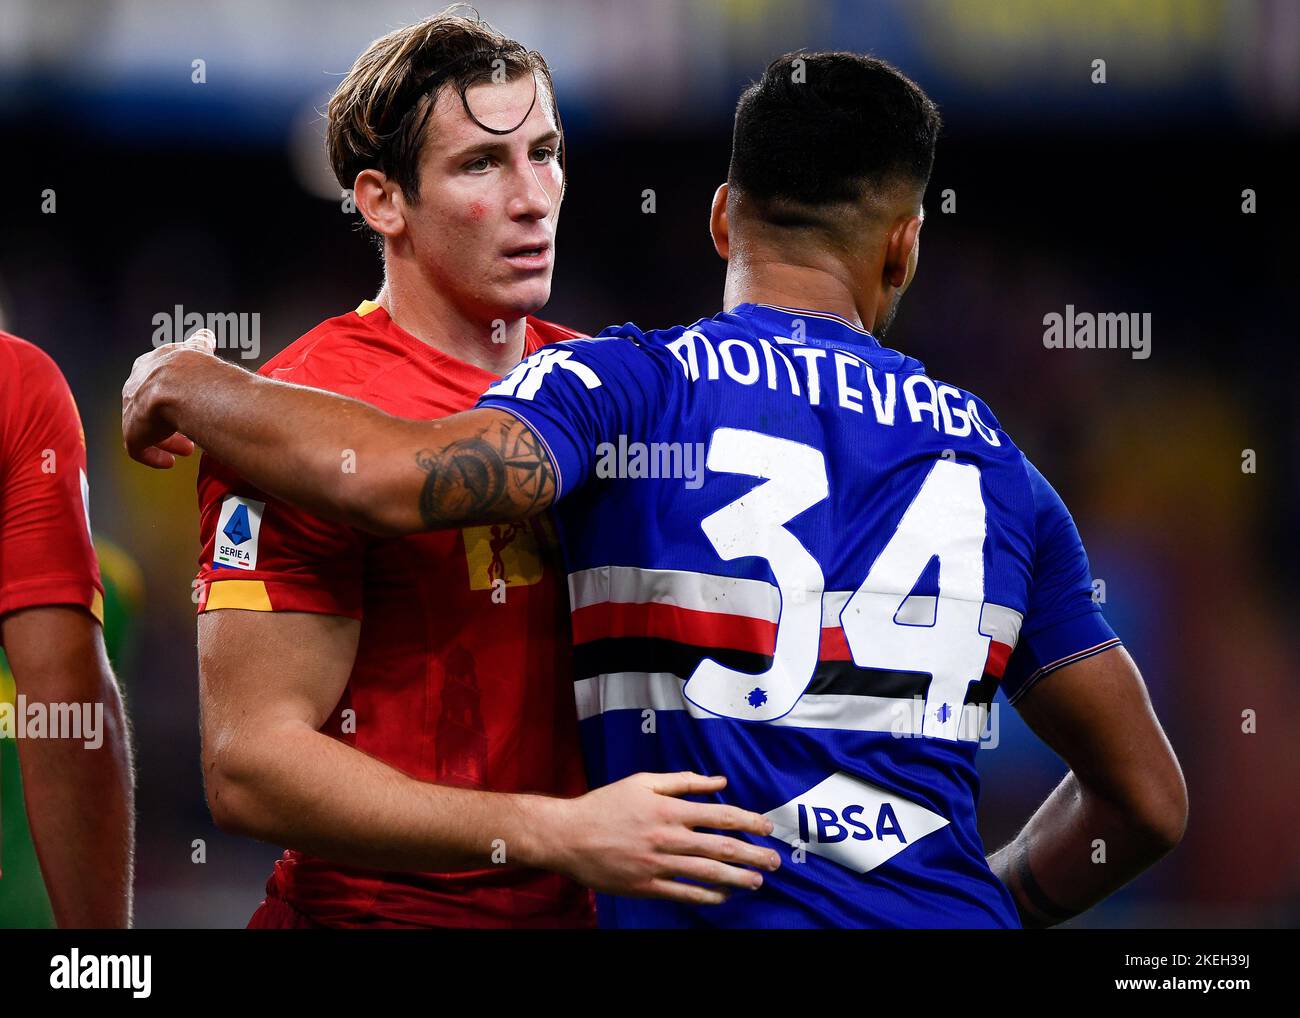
[{"x1": 124, "y1": 51, "x2": 1188, "y2": 930}]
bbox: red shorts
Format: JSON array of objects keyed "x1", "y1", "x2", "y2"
[{"x1": 247, "y1": 893, "x2": 326, "y2": 929}]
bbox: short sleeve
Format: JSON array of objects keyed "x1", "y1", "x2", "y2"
[
  {"x1": 195, "y1": 453, "x2": 366, "y2": 618},
  {"x1": 1001, "y1": 457, "x2": 1121, "y2": 704},
  {"x1": 0, "y1": 339, "x2": 104, "y2": 627},
  {"x1": 475, "y1": 332, "x2": 674, "y2": 500}
]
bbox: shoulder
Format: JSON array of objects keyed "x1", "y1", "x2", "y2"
[
  {"x1": 910, "y1": 366, "x2": 1027, "y2": 460},
  {"x1": 1018, "y1": 452, "x2": 1076, "y2": 531},
  {"x1": 255, "y1": 307, "x2": 401, "y2": 396},
  {"x1": 0, "y1": 331, "x2": 67, "y2": 387},
  {"x1": 601, "y1": 311, "x2": 791, "y2": 367},
  {"x1": 553, "y1": 321, "x2": 694, "y2": 380},
  {"x1": 510, "y1": 320, "x2": 659, "y2": 363},
  {"x1": 0, "y1": 332, "x2": 78, "y2": 438},
  {"x1": 587, "y1": 319, "x2": 700, "y2": 360}
]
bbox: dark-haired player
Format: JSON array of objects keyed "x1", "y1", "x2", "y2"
[
  {"x1": 181, "y1": 9, "x2": 778, "y2": 930},
  {"x1": 125, "y1": 51, "x2": 1186, "y2": 928}
]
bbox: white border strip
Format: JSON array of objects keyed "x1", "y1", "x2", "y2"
[
  {"x1": 569, "y1": 565, "x2": 1023, "y2": 646},
  {"x1": 575, "y1": 672, "x2": 995, "y2": 742}
]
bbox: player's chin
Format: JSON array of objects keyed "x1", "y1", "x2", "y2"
[{"x1": 492, "y1": 273, "x2": 553, "y2": 318}]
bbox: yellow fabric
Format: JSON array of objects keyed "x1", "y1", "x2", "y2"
[
  {"x1": 355, "y1": 299, "x2": 381, "y2": 318},
  {"x1": 461, "y1": 524, "x2": 544, "y2": 590},
  {"x1": 203, "y1": 579, "x2": 273, "y2": 612}
]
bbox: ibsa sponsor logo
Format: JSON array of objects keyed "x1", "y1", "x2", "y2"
[
  {"x1": 764, "y1": 771, "x2": 949, "y2": 873},
  {"x1": 213, "y1": 496, "x2": 265, "y2": 571}
]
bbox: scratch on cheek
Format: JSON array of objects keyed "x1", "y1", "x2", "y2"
[{"x1": 467, "y1": 200, "x2": 486, "y2": 222}]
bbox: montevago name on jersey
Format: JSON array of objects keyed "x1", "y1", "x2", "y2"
[{"x1": 479, "y1": 302, "x2": 1121, "y2": 929}]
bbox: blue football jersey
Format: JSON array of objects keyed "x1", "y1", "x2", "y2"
[{"x1": 478, "y1": 302, "x2": 1120, "y2": 928}]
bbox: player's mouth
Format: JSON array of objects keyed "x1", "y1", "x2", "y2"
[{"x1": 502, "y1": 241, "x2": 552, "y2": 271}]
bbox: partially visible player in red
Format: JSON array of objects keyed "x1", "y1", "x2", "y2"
[
  {"x1": 0, "y1": 332, "x2": 134, "y2": 927},
  {"x1": 191, "y1": 11, "x2": 778, "y2": 929}
]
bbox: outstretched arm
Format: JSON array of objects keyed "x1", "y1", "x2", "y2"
[{"x1": 122, "y1": 334, "x2": 553, "y2": 535}]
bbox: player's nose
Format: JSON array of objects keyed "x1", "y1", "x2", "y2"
[{"x1": 505, "y1": 157, "x2": 556, "y2": 221}]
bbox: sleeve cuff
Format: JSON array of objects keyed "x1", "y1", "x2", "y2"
[
  {"x1": 0, "y1": 576, "x2": 105, "y2": 626},
  {"x1": 477, "y1": 400, "x2": 576, "y2": 500},
  {"x1": 197, "y1": 575, "x2": 362, "y2": 618},
  {"x1": 1004, "y1": 609, "x2": 1121, "y2": 705}
]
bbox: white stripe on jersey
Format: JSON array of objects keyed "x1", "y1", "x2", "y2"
[
  {"x1": 567, "y1": 564, "x2": 1023, "y2": 646},
  {"x1": 574, "y1": 672, "x2": 997, "y2": 742}
]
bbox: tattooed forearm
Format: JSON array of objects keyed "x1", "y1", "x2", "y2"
[{"x1": 414, "y1": 415, "x2": 555, "y2": 529}]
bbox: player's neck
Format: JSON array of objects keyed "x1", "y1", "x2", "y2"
[
  {"x1": 723, "y1": 253, "x2": 880, "y2": 334},
  {"x1": 374, "y1": 273, "x2": 528, "y2": 375}
]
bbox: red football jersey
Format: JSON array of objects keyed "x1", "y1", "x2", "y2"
[
  {"x1": 0, "y1": 333, "x2": 104, "y2": 633},
  {"x1": 194, "y1": 301, "x2": 593, "y2": 928}
]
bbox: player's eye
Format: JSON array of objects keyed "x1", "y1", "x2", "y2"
[
  {"x1": 530, "y1": 146, "x2": 557, "y2": 163},
  {"x1": 465, "y1": 155, "x2": 493, "y2": 173}
]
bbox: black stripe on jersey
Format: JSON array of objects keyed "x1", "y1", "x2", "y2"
[
  {"x1": 964, "y1": 670, "x2": 1002, "y2": 707},
  {"x1": 572, "y1": 636, "x2": 999, "y2": 706}
]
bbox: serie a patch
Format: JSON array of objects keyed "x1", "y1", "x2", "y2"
[{"x1": 214, "y1": 496, "x2": 265, "y2": 571}]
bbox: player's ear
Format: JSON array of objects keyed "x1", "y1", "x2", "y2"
[
  {"x1": 709, "y1": 183, "x2": 730, "y2": 260},
  {"x1": 884, "y1": 212, "x2": 922, "y2": 291},
  {"x1": 353, "y1": 168, "x2": 407, "y2": 241}
]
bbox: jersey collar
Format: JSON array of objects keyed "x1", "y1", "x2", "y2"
[
  {"x1": 731, "y1": 302, "x2": 882, "y2": 350},
  {"x1": 726, "y1": 301, "x2": 929, "y2": 376}
]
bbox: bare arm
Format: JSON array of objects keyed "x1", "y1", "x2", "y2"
[
  {"x1": 986, "y1": 646, "x2": 1187, "y2": 927},
  {"x1": 123, "y1": 338, "x2": 544, "y2": 536},
  {"x1": 2, "y1": 606, "x2": 134, "y2": 928},
  {"x1": 200, "y1": 608, "x2": 780, "y2": 904}
]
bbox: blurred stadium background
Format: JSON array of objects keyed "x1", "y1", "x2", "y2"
[{"x1": 0, "y1": 0, "x2": 1296, "y2": 927}]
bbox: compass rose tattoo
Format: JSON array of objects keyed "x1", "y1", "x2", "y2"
[{"x1": 414, "y1": 415, "x2": 555, "y2": 529}]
